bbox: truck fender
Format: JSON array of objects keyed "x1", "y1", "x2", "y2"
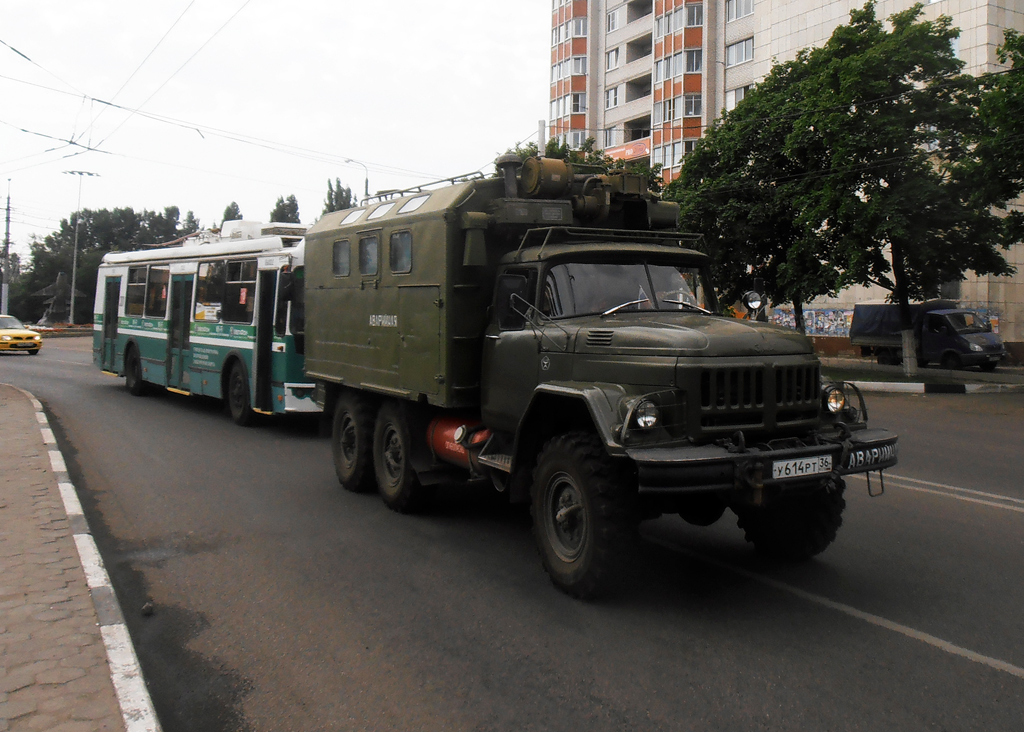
[{"x1": 507, "y1": 383, "x2": 630, "y2": 503}]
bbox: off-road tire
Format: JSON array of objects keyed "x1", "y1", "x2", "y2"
[
  {"x1": 125, "y1": 346, "x2": 146, "y2": 396},
  {"x1": 735, "y1": 478, "x2": 846, "y2": 561},
  {"x1": 227, "y1": 361, "x2": 255, "y2": 427},
  {"x1": 373, "y1": 401, "x2": 431, "y2": 513},
  {"x1": 332, "y1": 392, "x2": 376, "y2": 493},
  {"x1": 531, "y1": 432, "x2": 638, "y2": 599}
]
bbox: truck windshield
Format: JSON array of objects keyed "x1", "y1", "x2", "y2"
[
  {"x1": 946, "y1": 311, "x2": 988, "y2": 333},
  {"x1": 540, "y1": 262, "x2": 711, "y2": 318}
]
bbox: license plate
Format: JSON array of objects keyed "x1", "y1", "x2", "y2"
[{"x1": 772, "y1": 455, "x2": 832, "y2": 480}]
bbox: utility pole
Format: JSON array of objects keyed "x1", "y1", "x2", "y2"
[
  {"x1": 63, "y1": 170, "x2": 99, "y2": 325},
  {"x1": 2, "y1": 179, "x2": 10, "y2": 314}
]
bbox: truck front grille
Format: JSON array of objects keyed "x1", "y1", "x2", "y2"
[{"x1": 695, "y1": 363, "x2": 819, "y2": 435}]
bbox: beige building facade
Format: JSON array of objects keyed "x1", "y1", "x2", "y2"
[{"x1": 549, "y1": 0, "x2": 1024, "y2": 345}]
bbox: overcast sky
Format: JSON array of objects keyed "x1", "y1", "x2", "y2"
[{"x1": 1, "y1": 0, "x2": 552, "y2": 260}]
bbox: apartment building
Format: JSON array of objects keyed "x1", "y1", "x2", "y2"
[{"x1": 549, "y1": 0, "x2": 1024, "y2": 344}]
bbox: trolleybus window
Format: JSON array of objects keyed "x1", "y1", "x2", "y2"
[
  {"x1": 194, "y1": 261, "x2": 225, "y2": 321},
  {"x1": 126, "y1": 266, "x2": 147, "y2": 316},
  {"x1": 144, "y1": 266, "x2": 170, "y2": 318},
  {"x1": 390, "y1": 231, "x2": 412, "y2": 274},
  {"x1": 223, "y1": 259, "x2": 257, "y2": 323}
]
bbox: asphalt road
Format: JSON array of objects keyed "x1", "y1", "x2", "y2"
[{"x1": 3, "y1": 337, "x2": 1023, "y2": 732}]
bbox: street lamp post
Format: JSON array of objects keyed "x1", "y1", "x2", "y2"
[
  {"x1": 2, "y1": 179, "x2": 10, "y2": 315},
  {"x1": 63, "y1": 170, "x2": 99, "y2": 325},
  {"x1": 344, "y1": 158, "x2": 369, "y2": 200}
]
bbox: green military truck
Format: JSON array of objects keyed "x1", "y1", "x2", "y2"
[{"x1": 303, "y1": 156, "x2": 898, "y2": 598}]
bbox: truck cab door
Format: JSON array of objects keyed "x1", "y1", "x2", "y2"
[
  {"x1": 922, "y1": 313, "x2": 950, "y2": 360},
  {"x1": 481, "y1": 272, "x2": 541, "y2": 433}
]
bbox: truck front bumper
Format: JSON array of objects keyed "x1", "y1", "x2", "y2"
[{"x1": 628, "y1": 428, "x2": 898, "y2": 495}]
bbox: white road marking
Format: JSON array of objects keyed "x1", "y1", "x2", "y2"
[
  {"x1": 101, "y1": 624, "x2": 163, "y2": 732},
  {"x1": 58, "y1": 481, "x2": 84, "y2": 516},
  {"x1": 658, "y1": 541, "x2": 1024, "y2": 681},
  {"x1": 40, "y1": 427, "x2": 55, "y2": 444},
  {"x1": 73, "y1": 534, "x2": 113, "y2": 590},
  {"x1": 48, "y1": 449, "x2": 67, "y2": 473},
  {"x1": 849, "y1": 473, "x2": 1024, "y2": 513}
]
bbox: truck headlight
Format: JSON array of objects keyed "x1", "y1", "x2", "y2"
[
  {"x1": 969, "y1": 342, "x2": 983, "y2": 352},
  {"x1": 635, "y1": 400, "x2": 660, "y2": 429},
  {"x1": 824, "y1": 386, "x2": 847, "y2": 414}
]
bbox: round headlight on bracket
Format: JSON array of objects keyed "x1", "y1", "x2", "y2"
[
  {"x1": 742, "y1": 291, "x2": 763, "y2": 311},
  {"x1": 824, "y1": 386, "x2": 847, "y2": 414},
  {"x1": 635, "y1": 400, "x2": 660, "y2": 429}
]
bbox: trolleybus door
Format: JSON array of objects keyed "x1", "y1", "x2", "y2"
[
  {"x1": 168, "y1": 274, "x2": 194, "y2": 390},
  {"x1": 101, "y1": 277, "x2": 121, "y2": 372},
  {"x1": 253, "y1": 270, "x2": 277, "y2": 412}
]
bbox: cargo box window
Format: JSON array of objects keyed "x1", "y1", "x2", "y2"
[
  {"x1": 222, "y1": 259, "x2": 257, "y2": 323},
  {"x1": 126, "y1": 266, "x2": 147, "y2": 316},
  {"x1": 367, "y1": 202, "x2": 395, "y2": 221},
  {"x1": 144, "y1": 266, "x2": 170, "y2": 318},
  {"x1": 398, "y1": 195, "x2": 429, "y2": 214},
  {"x1": 333, "y1": 240, "x2": 351, "y2": 277},
  {"x1": 359, "y1": 235, "x2": 379, "y2": 275},
  {"x1": 194, "y1": 261, "x2": 225, "y2": 321},
  {"x1": 341, "y1": 209, "x2": 365, "y2": 225},
  {"x1": 390, "y1": 231, "x2": 412, "y2": 274}
]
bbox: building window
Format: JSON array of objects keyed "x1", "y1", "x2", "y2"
[
  {"x1": 571, "y1": 18, "x2": 588, "y2": 37},
  {"x1": 726, "y1": 38, "x2": 754, "y2": 67},
  {"x1": 332, "y1": 240, "x2": 350, "y2": 277},
  {"x1": 684, "y1": 140, "x2": 697, "y2": 155},
  {"x1": 654, "y1": 97, "x2": 679, "y2": 125},
  {"x1": 606, "y1": 86, "x2": 620, "y2": 109},
  {"x1": 685, "y1": 49, "x2": 703, "y2": 73},
  {"x1": 726, "y1": 0, "x2": 754, "y2": 22},
  {"x1": 684, "y1": 94, "x2": 702, "y2": 117},
  {"x1": 607, "y1": 8, "x2": 620, "y2": 32},
  {"x1": 686, "y1": 4, "x2": 704, "y2": 27},
  {"x1": 656, "y1": 14, "x2": 673, "y2": 38},
  {"x1": 603, "y1": 127, "x2": 617, "y2": 147},
  {"x1": 725, "y1": 85, "x2": 751, "y2": 111},
  {"x1": 607, "y1": 48, "x2": 620, "y2": 70},
  {"x1": 569, "y1": 130, "x2": 586, "y2": 148},
  {"x1": 572, "y1": 56, "x2": 587, "y2": 75},
  {"x1": 571, "y1": 92, "x2": 587, "y2": 113}
]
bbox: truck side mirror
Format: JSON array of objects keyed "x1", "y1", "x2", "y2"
[{"x1": 495, "y1": 274, "x2": 530, "y2": 330}]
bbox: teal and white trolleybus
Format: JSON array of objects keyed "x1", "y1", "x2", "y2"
[{"x1": 93, "y1": 220, "x2": 319, "y2": 424}]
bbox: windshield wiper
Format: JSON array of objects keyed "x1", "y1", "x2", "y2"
[
  {"x1": 660, "y1": 298, "x2": 710, "y2": 314},
  {"x1": 601, "y1": 297, "x2": 650, "y2": 317}
]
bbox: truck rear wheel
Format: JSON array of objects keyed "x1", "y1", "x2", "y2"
[
  {"x1": 331, "y1": 392, "x2": 376, "y2": 493},
  {"x1": 373, "y1": 401, "x2": 431, "y2": 513},
  {"x1": 531, "y1": 432, "x2": 637, "y2": 599},
  {"x1": 735, "y1": 478, "x2": 846, "y2": 561}
]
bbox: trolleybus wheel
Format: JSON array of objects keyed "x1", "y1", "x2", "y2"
[
  {"x1": 332, "y1": 391, "x2": 376, "y2": 493},
  {"x1": 125, "y1": 347, "x2": 146, "y2": 396},
  {"x1": 373, "y1": 401, "x2": 431, "y2": 513},
  {"x1": 227, "y1": 361, "x2": 255, "y2": 426}
]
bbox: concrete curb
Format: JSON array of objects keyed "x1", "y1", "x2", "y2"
[
  {"x1": 850, "y1": 380, "x2": 1024, "y2": 394},
  {"x1": 13, "y1": 386, "x2": 162, "y2": 732}
]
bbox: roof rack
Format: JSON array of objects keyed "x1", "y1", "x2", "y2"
[
  {"x1": 513, "y1": 227, "x2": 703, "y2": 261},
  {"x1": 366, "y1": 171, "x2": 487, "y2": 204}
]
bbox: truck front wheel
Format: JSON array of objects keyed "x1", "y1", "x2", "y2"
[
  {"x1": 331, "y1": 392, "x2": 376, "y2": 493},
  {"x1": 734, "y1": 478, "x2": 846, "y2": 561},
  {"x1": 373, "y1": 401, "x2": 431, "y2": 513},
  {"x1": 531, "y1": 432, "x2": 637, "y2": 599}
]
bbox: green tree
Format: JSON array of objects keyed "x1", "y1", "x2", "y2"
[
  {"x1": 182, "y1": 210, "x2": 201, "y2": 235},
  {"x1": 269, "y1": 195, "x2": 300, "y2": 223},
  {"x1": 323, "y1": 179, "x2": 355, "y2": 216},
  {"x1": 222, "y1": 201, "x2": 242, "y2": 224},
  {"x1": 667, "y1": 2, "x2": 1017, "y2": 367}
]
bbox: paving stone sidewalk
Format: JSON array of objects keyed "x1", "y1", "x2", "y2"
[{"x1": 0, "y1": 384, "x2": 145, "y2": 732}]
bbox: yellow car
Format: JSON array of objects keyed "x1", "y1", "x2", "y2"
[{"x1": 0, "y1": 314, "x2": 42, "y2": 355}]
